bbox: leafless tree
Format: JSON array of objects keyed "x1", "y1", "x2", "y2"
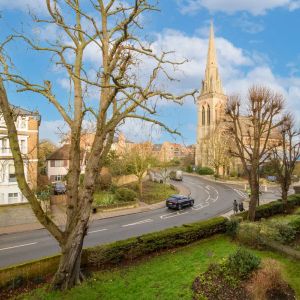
[
  {"x1": 226, "y1": 86, "x2": 285, "y2": 221},
  {"x1": 208, "y1": 125, "x2": 231, "y2": 177},
  {"x1": 0, "y1": 0, "x2": 196, "y2": 290},
  {"x1": 271, "y1": 115, "x2": 300, "y2": 207}
]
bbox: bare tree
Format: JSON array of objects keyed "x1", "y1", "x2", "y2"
[
  {"x1": 226, "y1": 86, "x2": 284, "y2": 221},
  {"x1": 0, "y1": 0, "x2": 195, "y2": 290},
  {"x1": 208, "y1": 125, "x2": 231, "y2": 177},
  {"x1": 125, "y1": 142, "x2": 156, "y2": 198},
  {"x1": 271, "y1": 115, "x2": 300, "y2": 207}
]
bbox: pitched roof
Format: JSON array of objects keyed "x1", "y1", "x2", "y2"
[{"x1": 47, "y1": 144, "x2": 70, "y2": 160}]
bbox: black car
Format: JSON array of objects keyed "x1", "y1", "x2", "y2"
[
  {"x1": 53, "y1": 182, "x2": 67, "y2": 195},
  {"x1": 166, "y1": 195, "x2": 194, "y2": 210}
]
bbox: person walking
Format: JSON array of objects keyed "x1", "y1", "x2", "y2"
[
  {"x1": 238, "y1": 201, "x2": 244, "y2": 212},
  {"x1": 233, "y1": 200, "x2": 238, "y2": 214}
]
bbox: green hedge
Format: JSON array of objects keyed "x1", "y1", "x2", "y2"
[
  {"x1": 237, "y1": 194, "x2": 300, "y2": 220},
  {"x1": 86, "y1": 216, "x2": 227, "y2": 267},
  {"x1": 0, "y1": 217, "x2": 227, "y2": 289},
  {"x1": 196, "y1": 167, "x2": 214, "y2": 175}
]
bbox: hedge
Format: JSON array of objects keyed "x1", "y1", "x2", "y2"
[
  {"x1": 236, "y1": 194, "x2": 300, "y2": 220},
  {"x1": 0, "y1": 216, "x2": 227, "y2": 289},
  {"x1": 86, "y1": 216, "x2": 227, "y2": 267}
]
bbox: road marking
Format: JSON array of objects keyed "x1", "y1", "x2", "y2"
[
  {"x1": 234, "y1": 188, "x2": 247, "y2": 198},
  {"x1": 0, "y1": 242, "x2": 38, "y2": 252},
  {"x1": 88, "y1": 228, "x2": 108, "y2": 234},
  {"x1": 160, "y1": 211, "x2": 189, "y2": 219},
  {"x1": 121, "y1": 219, "x2": 153, "y2": 227}
]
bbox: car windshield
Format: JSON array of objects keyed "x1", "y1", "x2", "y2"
[{"x1": 55, "y1": 183, "x2": 65, "y2": 188}]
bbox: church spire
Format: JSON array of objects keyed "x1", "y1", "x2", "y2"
[{"x1": 201, "y1": 20, "x2": 223, "y2": 95}]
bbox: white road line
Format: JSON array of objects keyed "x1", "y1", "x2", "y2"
[
  {"x1": 88, "y1": 228, "x2": 108, "y2": 234},
  {"x1": 160, "y1": 211, "x2": 189, "y2": 219},
  {"x1": 0, "y1": 242, "x2": 38, "y2": 252},
  {"x1": 121, "y1": 219, "x2": 153, "y2": 227}
]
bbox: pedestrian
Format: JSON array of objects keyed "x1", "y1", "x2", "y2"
[
  {"x1": 238, "y1": 201, "x2": 244, "y2": 212},
  {"x1": 233, "y1": 199, "x2": 238, "y2": 214}
]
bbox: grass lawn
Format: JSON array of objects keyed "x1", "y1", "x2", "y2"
[
  {"x1": 141, "y1": 181, "x2": 177, "y2": 204},
  {"x1": 21, "y1": 235, "x2": 300, "y2": 300},
  {"x1": 93, "y1": 191, "x2": 117, "y2": 206}
]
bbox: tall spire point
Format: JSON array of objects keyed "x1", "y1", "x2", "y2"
[{"x1": 201, "y1": 20, "x2": 223, "y2": 95}]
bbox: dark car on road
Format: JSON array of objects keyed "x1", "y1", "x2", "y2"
[
  {"x1": 166, "y1": 194, "x2": 194, "y2": 210},
  {"x1": 53, "y1": 182, "x2": 67, "y2": 195}
]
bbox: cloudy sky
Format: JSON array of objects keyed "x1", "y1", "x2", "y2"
[{"x1": 0, "y1": 0, "x2": 300, "y2": 145}]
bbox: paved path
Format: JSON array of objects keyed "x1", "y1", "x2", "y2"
[{"x1": 0, "y1": 174, "x2": 279, "y2": 268}]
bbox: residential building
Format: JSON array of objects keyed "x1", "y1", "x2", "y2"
[
  {"x1": 0, "y1": 106, "x2": 40, "y2": 205},
  {"x1": 46, "y1": 144, "x2": 70, "y2": 182}
]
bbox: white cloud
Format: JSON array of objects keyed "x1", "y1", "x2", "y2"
[
  {"x1": 118, "y1": 118, "x2": 162, "y2": 143},
  {"x1": 39, "y1": 120, "x2": 68, "y2": 144},
  {"x1": 177, "y1": 0, "x2": 300, "y2": 15},
  {"x1": 0, "y1": 0, "x2": 47, "y2": 14}
]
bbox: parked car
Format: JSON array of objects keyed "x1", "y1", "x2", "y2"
[
  {"x1": 166, "y1": 194, "x2": 194, "y2": 210},
  {"x1": 169, "y1": 170, "x2": 183, "y2": 181},
  {"x1": 53, "y1": 182, "x2": 67, "y2": 195}
]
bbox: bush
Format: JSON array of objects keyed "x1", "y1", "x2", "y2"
[
  {"x1": 186, "y1": 165, "x2": 193, "y2": 173},
  {"x1": 115, "y1": 188, "x2": 137, "y2": 202},
  {"x1": 196, "y1": 167, "x2": 214, "y2": 175},
  {"x1": 226, "y1": 217, "x2": 242, "y2": 238},
  {"x1": 226, "y1": 248, "x2": 261, "y2": 279},
  {"x1": 87, "y1": 217, "x2": 227, "y2": 267},
  {"x1": 268, "y1": 221, "x2": 296, "y2": 244},
  {"x1": 237, "y1": 194, "x2": 300, "y2": 220},
  {"x1": 246, "y1": 259, "x2": 289, "y2": 300}
]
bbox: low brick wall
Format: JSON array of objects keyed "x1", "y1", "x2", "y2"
[{"x1": 50, "y1": 195, "x2": 67, "y2": 205}]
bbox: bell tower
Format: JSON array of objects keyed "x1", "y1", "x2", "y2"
[{"x1": 195, "y1": 21, "x2": 227, "y2": 167}]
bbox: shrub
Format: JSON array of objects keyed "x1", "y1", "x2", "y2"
[
  {"x1": 226, "y1": 248, "x2": 261, "y2": 279},
  {"x1": 237, "y1": 194, "x2": 300, "y2": 220},
  {"x1": 196, "y1": 167, "x2": 214, "y2": 175},
  {"x1": 186, "y1": 165, "x2": 193, "y2": 173},
  {"x1": 115, "y1": 188, "x2": 137, "y2": 202},
  {"x1": 246, "y1": 259, "x2": 289, "y2": 300},
  {"x1": 226, "y1": 217, "x2": 242, "y2": 238},
  {"x1": 87, "y1": 217, "x2": 227, "y2": 267},
  {"x1": 288, "y1": 216, "x2": 300, "y2": 232},
  {"x1": 268, "y1": 221, "x2": 296, "y2": 244}
]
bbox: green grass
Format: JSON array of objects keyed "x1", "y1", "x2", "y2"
[
  {"x1": 93, "y1": 191, "x2": 117, "y2": 206},
  {"x1": 141, "y1": 181, "x2": 177, "y2": 204},
  {"x1": 21, "y1": 235, "x2": 300, "y2": 300}
]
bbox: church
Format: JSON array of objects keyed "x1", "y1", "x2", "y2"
[
  {"x1": 195, "y1": 22, "x2": 282, "y2": 176},
  {"x1": 195, "y1": 21, "x2": 228, "y2": 170}
]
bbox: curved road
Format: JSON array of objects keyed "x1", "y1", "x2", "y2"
[{"x1": 0, "y1": 175, "x2": 244, "y2": 268}]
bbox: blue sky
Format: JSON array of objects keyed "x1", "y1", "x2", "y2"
[{"x1": 0, "y1": 0, "x2": 300, "y2": 145}]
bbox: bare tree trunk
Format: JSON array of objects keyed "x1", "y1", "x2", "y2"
[
  {"x1": 248, "y1": 172, "x2": 259, "y2": 221},
  {"x1": 281, "y1": 183, "x2": 289, "y2": 208},
  {"x1": 138, "y1": 177, "x2": 143, "y2": 199},
  {"x1": 51, "y1": 214, "x2": 88, "y2": 290}
]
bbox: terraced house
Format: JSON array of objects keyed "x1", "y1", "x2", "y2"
[{"x1": 0, "y1": 106, "x2": 40, "y2": 204}]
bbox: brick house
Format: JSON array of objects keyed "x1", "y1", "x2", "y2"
[{"x1": 0, "y1": 106, "x2": 40, "y2": 205}]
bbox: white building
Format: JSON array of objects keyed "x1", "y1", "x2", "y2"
[{"x1": 0, "y1": 106, "x2": 40, "y2": 205}]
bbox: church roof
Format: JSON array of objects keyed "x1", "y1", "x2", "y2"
[{"x1": 200, "y1": 21, "x2": 224, "y2": 96}]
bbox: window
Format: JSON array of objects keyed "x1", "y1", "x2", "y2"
[
  {"x1": 17, "y1": 117, "x2": 27, "y2": 130},
  {"x1": 1, "y1": 138, "x2": 10, "y2": 154},
  {"x1": 202, "y1": 107, "x2": 206, "y2": 125},
  {"x1": 54, "y1": 160, "x2": 64, "y2": 167},
  {"x1": 9, "y1": 165, "x2": 16, "y2": 182},
  {"x1": 54, "y1": 175, "x2": 64, "y2": 182},
  {"x1": 8, "y1": 193, "x2": 18, "y2": 203},
  {"x1": 20, "y1": 139, "x2": 26, "y2": 154},
  {"x1": 207, "y1": 105, "x2": 210, "y2": 125}
]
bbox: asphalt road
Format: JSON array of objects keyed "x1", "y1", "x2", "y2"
[{"x1": 0, "y1": 175, "x2": 253, "y2": 268}]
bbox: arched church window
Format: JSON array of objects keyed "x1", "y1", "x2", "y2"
[
  {"x1": 207, "y1": 105, "x2": 210, "y2": 125},
  {"x1": 202, "y1": 107, "x2": 205, "y2": 125}
]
